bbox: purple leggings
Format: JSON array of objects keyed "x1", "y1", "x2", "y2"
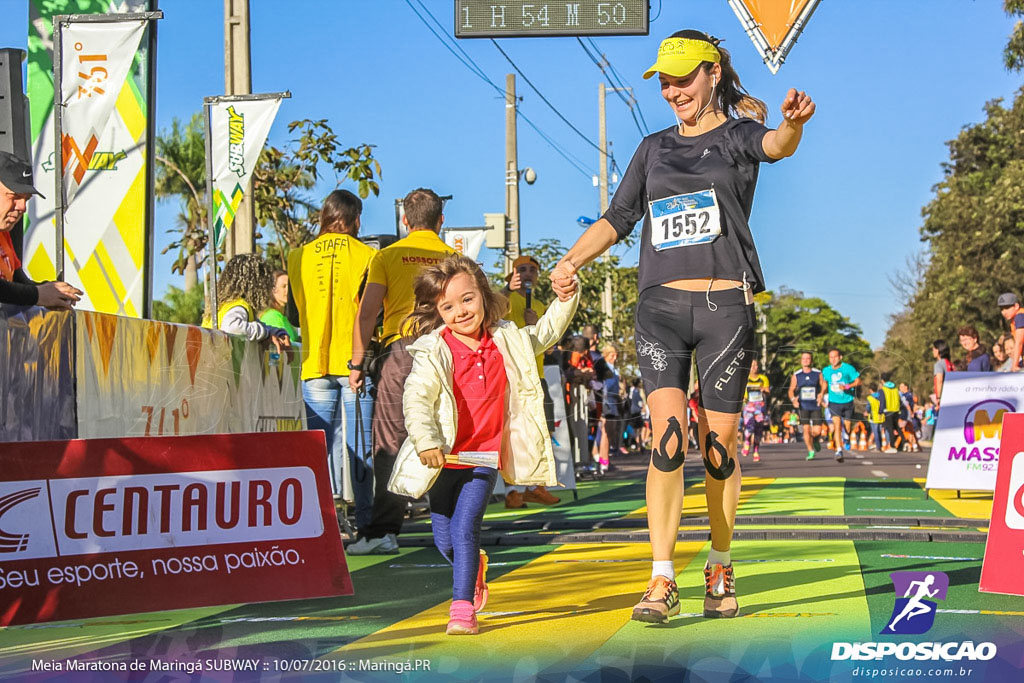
[{"x1": 429, "y1": 466, "x2": 498, "y2": 602}]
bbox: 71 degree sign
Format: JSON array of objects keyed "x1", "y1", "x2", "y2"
[{"x1": 455, "y1": 0, "x2": 649, "y2": 38}]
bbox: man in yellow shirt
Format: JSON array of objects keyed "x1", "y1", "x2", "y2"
[
  {"x1": 288, "y1": 189, "x2": 377, "y2": 533},
  {"x1": 502, "y1": 254, "x2": 560, "y2": 508},
  {"x1": 348, "y1": 188, "x2": 455, "y2": 554}
]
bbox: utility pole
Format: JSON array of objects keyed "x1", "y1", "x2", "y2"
[
  {"x1": 224, "y1": 0, "x2": 254, "y2": 257},
  {"x1": 504, "y1": 73, "x2": 520, "y2": 275},
  {"x1": 598, "y1": 83, "x2": 613, "y2": 338}
]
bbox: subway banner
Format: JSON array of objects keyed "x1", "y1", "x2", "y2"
[
  {"x1": 0, "y1": 432, "x2": 352, "y2": 626},
  {"x1": 925, "y1": 371, "x2": 1024, "y2": 491},
  {"x1": 209, "y1": 96, "x2": 282, "y2": 249},
  {"x1": 24, "y1": 0, "x2": 154, "y2": 318},
  {"x1": 75, "y1": 311, "x2": 305, "y2": 438}
]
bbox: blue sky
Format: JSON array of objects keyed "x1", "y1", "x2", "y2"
[{"x1": 2, "y1": 0, "x2": 1021, "y2": 346}]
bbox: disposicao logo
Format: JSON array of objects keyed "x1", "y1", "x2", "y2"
[
  {"x1": 831, "y1": 570, "x2": 997, "y2": 663},
  {"x1": 882, "y1": 571, "x2": 948, "y2": 635}
]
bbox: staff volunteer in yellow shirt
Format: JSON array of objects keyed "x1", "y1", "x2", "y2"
[{"x1": 288, "y1": 189, "x2": 377, "y2": 532}]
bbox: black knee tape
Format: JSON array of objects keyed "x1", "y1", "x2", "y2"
[
  {"x1": 651, "y1": 417, "x2": 685, "y2": 472},
  {"x1": 702, "y1": 430, "x2": 736, "y2": 481}
]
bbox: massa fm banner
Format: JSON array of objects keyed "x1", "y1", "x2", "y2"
[
  {"x1": 925, "y1": 371, "x2": 1024, "y2": 491},
  {"x1": 24, "y1": 0, "x2": 155, "y2": 318},
  {"x1": 208, "y1": 97, "x2": 282, "y2": 249}
]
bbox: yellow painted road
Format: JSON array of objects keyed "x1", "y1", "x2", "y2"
[{"x1": 327, "y1": 542, "x2": 706, "y2": 678}]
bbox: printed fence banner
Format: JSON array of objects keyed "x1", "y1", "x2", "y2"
[
  {"x1": 980, "y1": 413, "x2": 1024, "y2": 596},
  {"x1": 75, "y1": 311, "x2": 305, "y2": 438},
  {"x1": 545, "y1": 364, "x2": 577, "y2": 492},
  {"x1": 0, "y1": 431, "x2": 351, "y2": 626},
  {"x1": 0, "y1": 306, "x2": 75, "y2": 443},
  {"x1": 209, "y1": 97, "x2": 282, "y2": 248},
  {"x1": 444, "y1": 228, "x2": 488, "y2": 261},
  {"x1": 25, "y1": 0, "x2": 154, "y2": 317},
  {"x1": 925, "y1": 372, "x2": 1024, "y2": 491}
]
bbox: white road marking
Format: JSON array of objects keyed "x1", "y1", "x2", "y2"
[{"x1": 871, "y1": 469, "x2": 889, "y2": 478}]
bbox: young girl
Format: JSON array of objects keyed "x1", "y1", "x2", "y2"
[
  {"x1": 388, "y1": 254, "x2": 578, "y2": 635},
  {"x1": 205, "y1": 254, "x2": 290, "y2": 355}
]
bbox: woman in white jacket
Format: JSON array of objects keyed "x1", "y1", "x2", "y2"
[{"x1": 388, "y1": 254, "x2": 578, "y2": 635}]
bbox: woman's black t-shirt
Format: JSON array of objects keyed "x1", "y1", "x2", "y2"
[{"x1": 602, "y1": 117, "x2": 777, "y2": 295}]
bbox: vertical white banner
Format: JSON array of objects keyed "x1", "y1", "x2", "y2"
[
  {"x1": 59, "y1": 19, "x2": 146, "y2": 206},
  {"x1": 925, "y1": 372, "x2": 1024, "y2": 491},
  {"x1": 209, "y1": 97, "x2": 282, "y2": 248},
  {"x1": 444, "y1": 228, "x2": 488, "y2": 261}
]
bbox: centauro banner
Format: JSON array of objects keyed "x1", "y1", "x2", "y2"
[
  {"x1": 24, "y1": 0, "x2": 154, "y2": 318},
  {"x1": 0, "y1": 432, "x2": 351, "y2": 626},
  {"x1": 209, "y1": 97, "x2": 282, "y2": 248}
]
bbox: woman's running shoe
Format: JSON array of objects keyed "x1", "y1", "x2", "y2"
[
  {"x1": 752, "y1": 450, "x2": 760, "y2": 462},
  {"x1": 630, "y1": 575, "x2": 680, "y2": 624},
  {"x1": 703, "y1": 562, "x2": 739, "y2": 618},
  {"x1": 473, "y1": 549, "x2": 489, "y2": 612}
]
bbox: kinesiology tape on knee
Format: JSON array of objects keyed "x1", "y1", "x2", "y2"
[
  {"x1": 651, "y1": 417, "x2": 685, "y2": 472},
  {"x1": 702, "y1": 430, "x2": 736, "y2": 481}
]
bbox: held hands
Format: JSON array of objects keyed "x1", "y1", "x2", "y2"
[
  {"x1": 780, "y1": 88, "x2": 815, "y2": 125},
  {"x1": 549, "y1": 259, "x2": 578, "y2": 302},
  {"x1": 418, "y1": 447, "x2": 445, "y2": 468},
  {"x1": 36, "y1": 281, "x2": 83, "y2": 310}
]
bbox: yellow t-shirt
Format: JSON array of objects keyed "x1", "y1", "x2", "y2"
[
  {"x1": 288, "y1": 233, "x2": 377, "y2": 380},
  {"x1": 744, "y1": 373, "x2": 770, "y2": 403},
  {"x1": 365, "y1": 229, "x2": 455, "y2": 345},
  {"x1": 506, "y1": 289, "x2": 547, "y2": 376},
  {"x1": 201, "y1": 298, "x2": 253, "y2": 329}
]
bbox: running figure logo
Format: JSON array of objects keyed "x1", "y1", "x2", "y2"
[{"x1": 881, "y1": 571, "x2": 949, "y2": 635}]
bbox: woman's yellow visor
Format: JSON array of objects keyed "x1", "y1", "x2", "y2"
[{"x1": 642, "y1": 38, "x2": 720, "y2": 79}]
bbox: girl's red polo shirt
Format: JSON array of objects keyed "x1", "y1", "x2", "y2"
[{"x1": 441, "y1": 327, "x2": 507, "y2": 469}]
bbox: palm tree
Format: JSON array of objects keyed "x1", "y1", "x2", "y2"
[{"x1": 154, "y1": 114, "x2": 207, "y2": 292}]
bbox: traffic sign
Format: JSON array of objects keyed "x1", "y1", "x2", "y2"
[{"x1": 455, "y1": 1, "x2": 649, "y2": 39}]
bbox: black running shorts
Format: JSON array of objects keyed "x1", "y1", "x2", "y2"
[
  {"x1": 634, "y1": 286, "x2": 756, "y2": 414},
  {"x1": 798, "y1": 408, "x2": 824, "y2": 425},
  {"x1": 830, "y1": 402, "x2": 855, "y2": 421}
]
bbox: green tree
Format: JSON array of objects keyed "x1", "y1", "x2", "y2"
[
  {"x1": 490, "y1": 239, "x2": 640, "y2": 375},
  {"x1": 151, "y1": 285, "x2": 205, "y2": 326},
  {"x1": 760, "y1": 287, "x2": 874, "y2": 407},
  {"x1": 253, "y1": 119, "x2": 381, "y2": 270},
  {"x1": 155, "y1": 114, "x2": 207, "y2": 291},
  {"x1": 879, "y1": 2, "x2": 1024, "y2": 396}
]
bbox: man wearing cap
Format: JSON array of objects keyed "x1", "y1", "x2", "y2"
[
  {"x1": 998, "y1": 292, "x2": 1024, "y2": 372},
  {"x1": 0, "y1": 151, "x2": 81, "y2": 308},
  {"x1": 501, "y1": 253, "x2": 560, "y2": 508}
]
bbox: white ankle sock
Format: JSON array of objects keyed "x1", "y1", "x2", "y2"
[
  {"x1": 651, "y1": 561, "x2": 675, "y2": 580},
  {"x1": 707, "y1": 548, "x2": 731, "y2": 567}
]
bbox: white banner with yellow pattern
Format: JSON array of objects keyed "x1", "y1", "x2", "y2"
[{"x1": 24, "y1": 0, "x2": 153, "y2": 318}]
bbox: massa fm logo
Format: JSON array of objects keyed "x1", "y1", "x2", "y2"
[
  {"x1": 882, "y1": 571, "x2": 948, "y2": 635},
  {"x1": 963, "y1": 399, "x2": 1014, "y2": 445}
]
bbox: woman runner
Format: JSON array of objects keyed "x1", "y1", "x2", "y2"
[{"x1": 551, "y1": 29, "x2": 815, "y2": 622}]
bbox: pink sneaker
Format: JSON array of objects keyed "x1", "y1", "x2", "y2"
[
  {"x1": 473, "y1": 550, "x2": 489, "y2": 612},
  {"x1": 446, "y1": 599, "x2": 478, "y2": 635}
]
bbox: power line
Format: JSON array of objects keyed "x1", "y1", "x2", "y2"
[
  {"x1": 490, "y1": 40, "x2": 603, "y2": 155},
  {"x1": 587, "y1": 37, "x2": 650, "y2": 134},
  {"x1": 404, "y1": 0, "x2": 595, "y2": 178},
  {"x1": 577, "y1": 38, "x2": 649, "y2": 137}
]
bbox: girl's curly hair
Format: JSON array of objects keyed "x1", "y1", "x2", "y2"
[
  {"x1": 217, "y1": 253, "x2": 274, "y2": 314},
  {"x1": 404, "y1": 254, "x2": 509, "y2": 338}
]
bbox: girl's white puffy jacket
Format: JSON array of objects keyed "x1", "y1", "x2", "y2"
[{"x1": 388, "y1": 290, "x2": 579, "y2": 499}]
